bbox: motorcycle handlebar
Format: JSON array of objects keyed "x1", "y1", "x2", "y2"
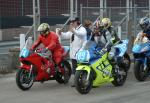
[{"x1": 34, "y1": 48, "x2": 52, "y2": 58}]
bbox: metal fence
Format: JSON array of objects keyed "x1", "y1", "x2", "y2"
[
  {"x1": 80, "y1": 6, "x2": 150, "y2": 39},
  {"x1": 0, "y1": 0, "x2": 70, "y2": 17},
  {"x1": 1, "y1": 0, "x2": 150, "y2": 42}
]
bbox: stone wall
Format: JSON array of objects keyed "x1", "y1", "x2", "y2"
[
  {"x1": 1, "y1": 28, "x2": 29, "y2": 41},
  {"x1": 0, "y1": 47, "x2": 20, "y2": 73},
  {"x1": 0, "y1": 53, "x2": 11, "y2": 73}
]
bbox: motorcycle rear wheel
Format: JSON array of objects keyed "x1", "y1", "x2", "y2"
[
  {"x1": 55, "y1": 60, "x2": 71, "y2": 84},
  {"x1": 16, "y1": 69, "x2": 34, "y2": 90},
  {"x1": 74, "y1": 70, "x2": 93, "y2": 94}
]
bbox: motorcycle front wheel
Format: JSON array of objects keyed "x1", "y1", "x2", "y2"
[
  {"x1": 112, "y1": 66, "x2": 127, "y2": 86},
  {"x1": 16, "y1": 69, "x2": 34, "y2": 90},
  {"x1": 134, "y1": 61, "x2": 148, "y2": 81},
  {"x1": 122, "y1": 53, "x2": 131, "y2": 71},
  {"x1": 74, "y1": 70, "x2": 93, "y2": 94}
]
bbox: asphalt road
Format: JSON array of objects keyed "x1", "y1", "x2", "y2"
[{"x1": 0, "y1": 64, "x2": 150, "y2": 103}]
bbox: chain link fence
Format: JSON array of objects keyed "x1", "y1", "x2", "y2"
[
  {"x1": 0, "y1": 0, "x2": 150, "y2": 41},
  {"x1": 80, "y1": 6, "x2": 149, "y2": 39}
]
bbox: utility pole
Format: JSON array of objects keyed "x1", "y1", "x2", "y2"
[{"x1": 33, "y1": 0, "x2": 40, "y2": 42}]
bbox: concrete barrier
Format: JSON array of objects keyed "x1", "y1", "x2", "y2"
[
  {"x1": 0, "y1": 53, "x2": 13, "y2": 73},
  {"x1": 0, "y1": 30, "x2": 2, "y2": 41},
  {"x1": 0, "y1": 48, "x2": 20, "y2": 74}
]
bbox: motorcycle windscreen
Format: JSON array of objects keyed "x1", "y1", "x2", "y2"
[
  {"x1": 76, "y1": 50, "x2": 90, "y2": 63},
  {"x1": 20, "y1": 47, "x2": 30, "y2": 58},
  {"x1": 63, "y1": 46, "x2": 70, "y2": 53},
  {"x1": 114, "y1": 40, "x2": 128, "y2": 57},
  {"x1": 132, "y1": 43, "x2": 147, "y2": 53}
]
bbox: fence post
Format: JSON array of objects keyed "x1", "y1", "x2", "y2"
[
  {"x1": 20, "y1": 34, "x2": 25, "y2": 51},
  {"x1": 127, "y1": 19, "x2": 134, "y2": 53},
  {"x1": 33, "y1": 0, "x2": 40, "y2": 42},
  {"x1": 80, "y1": 4, "x2": 83, "y2": 23},
  {"x1": 0, "y1": 30, "x2": 2, "y2": 41},
  {"x1": 149, "y1": 0, "x2": 150, "y2": 17},
  {"x1": 126, "y1": 0, "x2": 130, "y2": 40},
  {"x1": 21, "y1": 0, "x2": 24, "y2": 16},
  {"x1": 100, "y1": 0, "x2": 104, "y2": 18},
  {"x1": 70, "y1": 0, "x2": 74, "y2": 19},
  {"x1": 75, "y1": 0, "x2": 78, "y2": 17},
  {"x1": 133, "y1": 4, "x2": 137, "y2": 38},
  {"x1": 118, "y1": 26, "x2": 122, "y2": 39}
]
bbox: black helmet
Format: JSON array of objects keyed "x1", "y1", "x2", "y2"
[
  {"x1": 70, "y1": 17, "x2": 80, "y2": 25},
  {"x1": 139, "y1": 17, "x2": 150, "y2": 31}
]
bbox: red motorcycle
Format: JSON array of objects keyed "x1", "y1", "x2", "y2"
[{"x1": 16, "y1": 46, "x2": 71, "y2": 91}]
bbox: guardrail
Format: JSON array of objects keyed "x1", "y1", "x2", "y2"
[
  {"x1": 0, "y1": 39, "x2": 69, "y2": 48},
  {"x1": 0, "y1": 41, "x2": 19, "y2": 47}
]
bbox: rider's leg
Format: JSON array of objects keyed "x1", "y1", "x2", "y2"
[
  {"x1": 71, "y1": 59, "x2": 77, "y2": 75},
  {"x1": 35, "y1": 58, "x2": 52, "y2": 81},
  {"x1": 54, "y1": 56, "x2": 65, "y2": 74},
  {"x1": 53, "y1": 49, "x2": 65, "y2": 74}
]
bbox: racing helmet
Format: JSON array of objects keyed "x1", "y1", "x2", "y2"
[
  {"x1": 37, "y1": 23, "x2": 50, "y2": 35},
  {"x1": 139, "y1": 17, "x2": 150, "y2": 31},
  {"x1": 101, "y1": 18, "x2": 112, "y2": 29}
]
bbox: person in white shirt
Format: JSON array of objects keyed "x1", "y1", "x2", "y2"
[{"x1": 58, "y1": 17, "x2": 87, "y2": 86}]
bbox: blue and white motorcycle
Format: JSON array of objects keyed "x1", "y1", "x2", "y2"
[
  {"x1": 132, "y1": 36, "x2": 150, "y2": 81},
  {"x1": 77, "y1": 39, "x2": 131, "y2": 72},
  {"x1": 112, "y1": 40, "x2": 131, "y2": 72}
]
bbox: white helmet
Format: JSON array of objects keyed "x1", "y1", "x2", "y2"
[{"x1": 37, "y1": 23, "x2": 50, "y2": 35}]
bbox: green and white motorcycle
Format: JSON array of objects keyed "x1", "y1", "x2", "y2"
[{"x1": 74, "y1": 40, "x2": 130, "y2": 94}]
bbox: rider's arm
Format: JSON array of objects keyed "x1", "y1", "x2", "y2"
[
  {"x1": 60, "y1": 31, "x2": 73, "y2": 39},
  {"x1": 109, "y1": 28, "x2": 120, "y2": 43},
  {"x1": 30, "y1": 36, "x2": 41, "y2": 50},
  {"x1": 72, "y1": 27, "x2": 87, "y2": 38},
  {"x1": 134, "y1": 32, "x2": 143, "y2": 44}
]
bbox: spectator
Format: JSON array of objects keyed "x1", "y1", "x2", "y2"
[{"x1": 58, "y1": 17, "x2": 87, "y2": 87}]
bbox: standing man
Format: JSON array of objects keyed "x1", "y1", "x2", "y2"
[
  {"x1": 58, "y1": 17, "x2": 87, "y2": 86},
  {"x1": 84, "y1": 19, "x2": 93, "y2": 40}
]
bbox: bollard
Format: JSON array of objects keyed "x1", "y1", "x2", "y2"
[
  {"x1": 118, "y1": 26, "x2": 122, "y2": 39},
  {"x1": 20, "y1": 34, "x2": 26, "y2": 51},
  {"x1": 25, "y1": 37, "x2": 33, "y2": 49},
  {"x1": 0, "y1": 30, "x2": 2, "y2": 41}
]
